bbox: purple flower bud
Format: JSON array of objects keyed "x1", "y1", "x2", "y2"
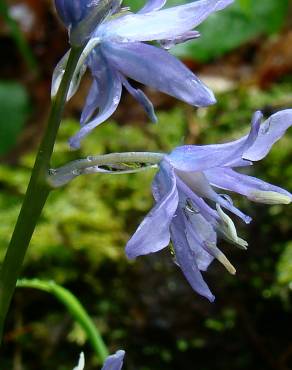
[{"x1": 54, "y1": 0, "x2": 122, "y2": 45}]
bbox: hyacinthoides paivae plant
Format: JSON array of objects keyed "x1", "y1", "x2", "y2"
[{"x1": 0, "y1": 0, "x2": 292, "y2": 364}]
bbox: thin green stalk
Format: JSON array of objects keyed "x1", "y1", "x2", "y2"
[
  {"x1": 0, "y1": 0, "x2": 38, "y2": 73},
  {"x1": 0, "y1": 46, "x2": 83, "y2": 343},
  {"x1": 17, "y1": 279, "x2": 109, "y2": 362},
  {"x1": 48, "y1": 152, "x2": 165, "y2": 187}
]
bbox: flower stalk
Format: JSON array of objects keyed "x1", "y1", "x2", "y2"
[
  {"x1": 0, "y1": 46, "x2": 83, "y2": 343},
  {"x1": 48, "y1": 152, "x2": 165, "y2": 187}
]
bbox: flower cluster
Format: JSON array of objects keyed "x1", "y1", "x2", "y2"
[
  {"x1": 53, "y1": 0, "x2": 292, "y2": 300},
  {"x1": 53, "y1": 0, "x2": 234, "y2": 148},
  {"x1": 126, "y1": 110, "x2": 292, "y2": 301}
]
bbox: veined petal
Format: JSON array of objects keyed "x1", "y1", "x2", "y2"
[
  {"x1": 120, "y1": 75, "x2": 157, "y2": 122},
  {"x1": 171, "y1": 207, "x2": 215, "y2": 302},
  {"x1": 125, "y1": 162, "x2": 178, "y2": 259},
  {"x1": 97, "y1": 0, "x2": 234, "y2": 42},
  {"x1": 206, "y1": 167, "x2": 292, "y2": 204},
  {"x1": 166, "y1": 111, "x2": 262, "y2": 172},
  {"x1": 138, "y1": 0, "x2": 166, "y2": 14},
  {"x1": 102, "y1": 41, "x2": 216, "y2": 107},
  {"x1": 243, "y1": 109, "x2": 292, "y2": 161},
  {"x1": 69, "y1": 52, "x2": 122, "y2": 149},
  {"x1": 101, "y1": 350, "x2": 125, "y2": 370}
]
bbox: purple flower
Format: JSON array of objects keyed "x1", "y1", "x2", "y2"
[
  {"x1": 73, "y1": 350, "x2": 125, "y2": 370},
  {"x1": 55, "y1": 0, "x2": 121, "y2": 45},
  {"x1": 125, "y1": 109, "x2": 292, "y2": 301},
  {"x1": 53, "y1": 0, "x2": 234, "y2": 148},
  {"x1": 101, "y1": 350, "x2": 125, "y2": 370}
]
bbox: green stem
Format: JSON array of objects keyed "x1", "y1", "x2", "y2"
[
  {"x1": 0, "y1": 47, "x2": 83, "y2": 343},
  {"x1": 17, "y1": 279, "x2": 109, "y2": 362},
  {"x1": 48, "y1": 152, "x2": 165, "y2": 187}
]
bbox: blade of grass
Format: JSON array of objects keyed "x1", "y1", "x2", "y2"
[{"x1": 0, "y1": 0, "x2": 38, "y2": 73}]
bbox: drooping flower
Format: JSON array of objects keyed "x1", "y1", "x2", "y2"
[
  {"x1": 125, "y1": 109, "x2": 292, "y2": 301},
  {"x1": 73, "y1": 350, "x2": 125, "y2": 370},
  {"x1": 52, "y1": 0, "x2": 234, "y2": 148}
]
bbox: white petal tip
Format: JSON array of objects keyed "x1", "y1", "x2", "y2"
[
  {"x1": 73, "y1": 352, "x2": 85, "y2": 370},
  {"x1": 249, "y1": 191, "x2": 292, "y2": 205}
]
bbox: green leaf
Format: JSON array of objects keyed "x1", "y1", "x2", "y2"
[{"x1": 0, "y1": 81, "x2": 29, "y2": 155}]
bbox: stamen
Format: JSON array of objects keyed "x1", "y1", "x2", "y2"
[
  {"x1": 204, "y1": 242, "x2": 236, "y2": 275},
  {"x1": 216, "y1": 204, "x2": 248, "y2": 250},
  {"x1": 216, "y1": 204, "x2": 238, "y2": 241}
]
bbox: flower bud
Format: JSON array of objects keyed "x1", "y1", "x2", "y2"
[{"x1": 54, "y1": 0, "x2": 122, "y2": 45}]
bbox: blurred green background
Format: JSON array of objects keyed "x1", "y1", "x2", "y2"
[{"x1": 0, "y1": 0, "x2": 292, "y2": 369}]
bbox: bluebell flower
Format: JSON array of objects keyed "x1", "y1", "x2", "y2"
[
  {"x1": 125, "y1": 109, "x2": 292, "y2": 301},
  {"x1": 101, "y1": 350, "x2": 125, "y2": 370},
  {"x1": 73, "y1": 350, "x2": 125, "y2": 370},
  {"x1": 52, "y1": 0, "x2": 234, "y2": 148}
]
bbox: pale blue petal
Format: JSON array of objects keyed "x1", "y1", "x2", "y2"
[
  {"x1": 138, "y1": 0, "x2": 166, "y2": 14},
  {"x1": 120, "y1": 75, "x2": 157, "y2": 122},
  {"x1": 102, "y1": 41, "x2": 216, "y2": 107},
  {"x1": 182, "y1": 198, "x2": 215, "y2": 271},
  {"x1": 101, "y1": 350, "x2": 125, "y2": 370},
  {"x1": 205, "y1": 167, "x2": 292, "y2": 201},
  {"x1": 186, "y1": 221, "x2": 214, "y2": 271},
  {"x1": 125, "y1": 162, "x2": 178, "y2": 259},
  {"x1": 69, "y1": 52, "x2": 122, "y2": 148},
  {"x1": 80, "y1": 80, "x2": 99, "y2": 125},
  {"x1": 243, "y1": 109, "x2": 292, "y2": 161},
  {"x1": 166, "y1": 111, "x2": 262, "y2": 171},
  {"x1": 171, "y1": 207, "x2": 215, "y2": 302},
  {"x1": 98, "y1": 0, "x2": 234, "y2": 42}
]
